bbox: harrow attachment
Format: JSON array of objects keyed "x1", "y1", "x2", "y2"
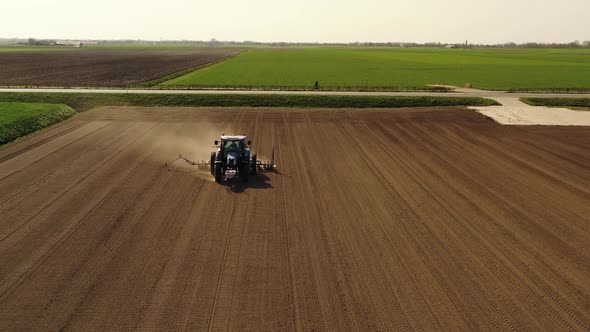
[
  {"x1": 166, "y1": 146, "x2": 277, "y2": 174},
  {"x1": 165, "y1": 155, "x2": 208, "y2": 170}
]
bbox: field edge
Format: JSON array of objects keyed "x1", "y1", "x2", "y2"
[
  {"x1": 0, "y1": 92, "x2": 499, "y2": 112},
  {"x1": 0, "y1": 103, "x2": 77, "y2": 145},
  {"x1": 521, "y1": 97, "x2": 590, "y2": 108}
]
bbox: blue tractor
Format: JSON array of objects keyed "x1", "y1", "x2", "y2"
[
  {"x1": 210, "y1": 135, "x2": 275, "y2": 183},
  {"x1": 166, "y1": 134, "x2": 275, "y2": 183}
]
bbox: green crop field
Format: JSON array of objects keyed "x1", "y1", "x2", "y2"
[{"x1": 161, "y1": 48, "x2": 590, "y2": 91}]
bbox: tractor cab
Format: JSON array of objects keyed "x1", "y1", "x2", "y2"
[
  {"x1": 216, "y1": 135, "x2": 250, "y2": 160},
  {"x1": 212, "y1": 135, "x2": 253, "y2": 182},
  {"x1": 219, "y1": 136, "x2": 247, "y2": 158},
  {"x1": 223, "y1": 139, "x2": 242, "y2": 153}
]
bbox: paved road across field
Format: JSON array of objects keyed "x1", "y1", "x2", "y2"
[{"x1": 1, "y1": 87, "x2": 590, "y2": 99}]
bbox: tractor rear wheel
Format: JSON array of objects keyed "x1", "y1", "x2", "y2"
[
  {"x1": 251, "y1": 154, "x2": 257, "y2": 175},
  {"x1": 210, "y1": 152, "x2": 216, "y2": 175},
  {"x1": 215, "y1": 165, "x2": 222, "y2": 183},
  {"x1": 241, "y1": 164, "x2": 249, "y2": 182}
]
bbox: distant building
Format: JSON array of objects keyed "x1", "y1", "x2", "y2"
[
  {"x1": 56, "y1": 40, "x2": 98, "y2": 48},
  {"x1": 445, "y1": 44, "x2": 458, "y2": 49},
  {"x1": 56, "y1": 41, "x2": 82, "y2": 47}
]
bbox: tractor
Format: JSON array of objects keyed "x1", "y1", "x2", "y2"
[
  {"x1": 166, "y1": 134, "x2": 275, "y2": 183},
  {"x1": 210, "y1": 135, "x2": 255, "y2": 182}
]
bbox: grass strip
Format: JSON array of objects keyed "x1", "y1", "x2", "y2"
[
  {"x1": 507, "y1": 88, "x2": 590, "y2": 94},
  {"x1": 0, "y1": 102, "x2": 76, "y2": 145},
  {"x1": 0, "y1": 92, "x2": 499, "y2": 113},
  {"x1": 153, "y1": 84, "x2": 452, "y2": 92},
  {"x1": 521, "y1": 97, "x2": 590, "y2": 107}
]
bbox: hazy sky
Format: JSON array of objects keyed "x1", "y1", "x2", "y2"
[{"x1": 2, "y1": 0, "x2": 588, "y2": 43}]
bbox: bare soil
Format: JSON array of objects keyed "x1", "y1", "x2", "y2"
[
  {"x1": 472, "y1": 97, "x2": 590, "y2": 126},
  {"x1": 0, "y1": 49, "x2": 238, "y2": 87},
  {"x1": 0, "y1": 106, "x2": 589, "y2": 330}
]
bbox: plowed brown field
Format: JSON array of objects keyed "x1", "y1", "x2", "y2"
[
  {"x1": 1, "y1": 106, "x2": 589, "y2": 330},
  {"x1": 0, "y1": 49, "x2": 237, "y2": 87}
]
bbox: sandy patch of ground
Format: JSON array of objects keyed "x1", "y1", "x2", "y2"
[
  {"x1": 471, "y1": 97, "x2": 590, "y2": 126},
  {"x1": 428, "y1": 84, "x2": 486, "y2": 93}
]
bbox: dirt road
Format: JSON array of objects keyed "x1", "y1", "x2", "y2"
[{"x1": 1, "y1": 107, "x2": 589, "y2": 330}]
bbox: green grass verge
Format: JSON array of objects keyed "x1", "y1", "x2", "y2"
[
  {"x1": 0, "y1": 102, "x2": 76, "y2": 145},
  {"x1": 155, "y1": 84, "x2": 450, "y2": 92},
  {"x1": 161, "y1": 48, "x2": 590, "y2": 90},
  {"x1": 521, "y1": 97, "x2": 590, "y2": 107},
  {"x1": 0, "y1": 92, "x2": 499, "y2": 113}
]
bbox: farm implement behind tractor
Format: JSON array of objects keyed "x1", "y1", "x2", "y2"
[{"x1": 166, "y1": 134, "x2": 276, "y2": 183}]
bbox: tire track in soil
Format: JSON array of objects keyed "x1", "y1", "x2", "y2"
[{"x1": 220, "y1": 113, "x2": 293, "y2": 331}]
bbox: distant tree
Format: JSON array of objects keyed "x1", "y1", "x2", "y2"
[
  {"x1": 28, "y1": 38, "x2": 36, "y2": 45},
  {"x1": 583, "y1": 40, "x2": 590, "y2": 48}
]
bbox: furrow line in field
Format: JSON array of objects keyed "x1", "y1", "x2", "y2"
[
  {"x1": 0, "y1": 122, "x2": 161, "y2": 299},
  {"x1": 0, "y1": 121, "x2": 108, "y2": 180},
  {"x1": 444, "y1": 123, "x2": 590, "y2": 247},
  {"x1": 0, "y1": 150, "x2": 154, "y2": 302},
  {"x1": 338, "y1": 111, "x2": 464, "y2": 330},
  {"x1": 288, "y1": 118, "x2": 336, "y2": 331},
  {"x1": 278, "y1": 112, "x2": 301, "y2": 331},
  {"x1": 0, "y1": 120, "x2": 88, "y2": 163},
  {"x1": 328, "y1": 116, "x2": 425, "y2": 330},
  {"x1": 0, "y1": 122, "x2": 126, "y2": 206},
  {"x1": 389, "y1": 121, "x2": 589, "y2": 329},
  {"x1": 56, "y1": 157, "x2": 176, "y2": 330},
  {"x1": 0, "y1": 122, "x2": 154, "y2": 242},
  {"x1": 353, "y1": 118, "x2": 505, "y2": 330},
  {"x1": 206, "y1": 195, "x2": 240, "y2": 332},
  {"x1": 343, "y1": 114, "x2": 480, "y2": 329},
  {"x1": 391, "y1": 122, "x2": 537, "y2": 331}
]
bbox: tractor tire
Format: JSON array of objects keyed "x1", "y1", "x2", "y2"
[
  {"x1": 241, "y1": 164, "x2": 249, "y2": 182},
  {"x1": 215, "y1": 165, "x2": 222, "y2": 183},
  {"x1": 251, "y1": 154, "x2": 257, "y2": 175},
  {"x1": 210, "y1": 152, "x2": 216, "y2": 175}
]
